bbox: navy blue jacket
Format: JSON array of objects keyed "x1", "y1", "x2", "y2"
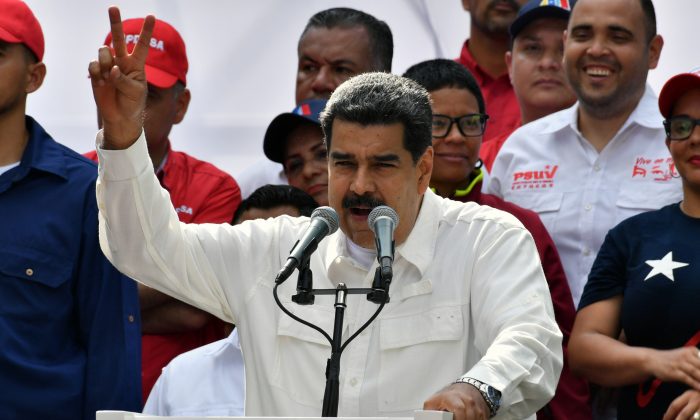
[{"x1": 0, "y1": 117, "x2": 141, "y2": 419}]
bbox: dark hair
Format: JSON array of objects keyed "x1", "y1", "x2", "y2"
[
  {"x1": 232, "y1": 185, "x2": 318, "y2": 224},
  {"x1": 638, "y1": 0, "x2": 657, "y2": 43},
  {"x1": 320, "y1": 72, "x2": 432, "y2": 163},
  {"x1": 302, "y1": 7, "x2": 393, "y2": 72},
  {"x1": 403, "y1": 59, "x2": 486, "y2": 115}
]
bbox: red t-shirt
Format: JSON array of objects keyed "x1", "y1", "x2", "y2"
[
  {"x1": 457, "y1": 40, "x2": 521, "y2": 145},
  {"x1": 86, "y1": 144, "x2": 241, "y2": 402},
  {"x1": 448, "y1": 173, "x2": 591, "y2": 420}
]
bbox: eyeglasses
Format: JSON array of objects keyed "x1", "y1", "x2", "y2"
[
  {"x1": 664, "y1": 116, "x2": 700, "y2": 140},
  {"x1": 432, "y1": 114, "x2": 489, "y2": 138}
]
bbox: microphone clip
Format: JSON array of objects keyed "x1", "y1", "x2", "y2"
[
  {"x1": 291, "y1": 256, "x2": 315, "y2": 305},
  {"x1": 367, "y1": 265, "x2": 391, "y2": 304}
]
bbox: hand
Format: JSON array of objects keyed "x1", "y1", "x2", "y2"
[
  {"x1": 423, "y1": 382, "x2": 490, "y2": 420},
  {"x1": 88, "y1": 7, "x2": 154, "y2": 150},
  {"x1": 648, "y1": 347, "x2": 700, "y2": 390},
  {"x1": 663, "y1": 389, "x2": 700, "y2": 420}
]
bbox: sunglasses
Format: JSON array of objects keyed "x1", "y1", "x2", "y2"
[{"x1": 664, "y1": 116, "x2": 700, "y2": 140}]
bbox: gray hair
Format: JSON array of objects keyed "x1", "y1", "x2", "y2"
[{"x1": 320, "y1": 72, "x2": 432, "y2": 163}]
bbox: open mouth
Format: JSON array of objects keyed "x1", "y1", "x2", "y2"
[
  {"x1": 350, "y1": 207, "x2": 372, "y2": 217},
  {"x1": 584, "y1": 65, "x2": 612, "y2": 78}
]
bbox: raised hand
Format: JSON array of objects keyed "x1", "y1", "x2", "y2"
[{"x1": 88, "y1": 7, "x2": 154, "y2": 150}]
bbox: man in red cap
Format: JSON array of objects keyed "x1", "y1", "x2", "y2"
[
  {"x1": 85, "y1": 17, "x2": 242, "y2": 402},
  {"x1": 0, "y1": 0, "x2": 140, "y2": 418}
]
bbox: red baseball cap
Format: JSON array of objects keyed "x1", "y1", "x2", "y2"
[
  {"x1": 658, "y1": 68, "x2": 700, "y2": 118},
  {"x1": 104, "y1": 17, "x2": 188, "y2": 88},
  {"x1": 0, "y1": 0, "x2": 44, "y2": 61}
]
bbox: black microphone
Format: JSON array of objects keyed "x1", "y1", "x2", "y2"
[
  {"x1": 368, "y1": 206, "x2": 399, "y2": 281},
  {"x1": 276, "y1": 206, "x2": 339, "y2": 283}
]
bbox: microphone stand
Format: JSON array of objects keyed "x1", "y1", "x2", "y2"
[{"x1": 273, "y1": 264, "x2": 393, "y2": 417}]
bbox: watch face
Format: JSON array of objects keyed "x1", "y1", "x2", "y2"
[{"x1": 487, "y1": 386, "x2": 501, "y2": 405}]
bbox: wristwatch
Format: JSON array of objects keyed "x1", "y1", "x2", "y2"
[{"x1": 454, "y1": 376, "x2": 501, "y2": 418}]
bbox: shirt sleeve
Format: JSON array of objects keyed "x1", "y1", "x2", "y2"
[
  {"x1": 77, "y1": 181, "x2": 141, "y2": 417},
  {"x1": 578, "y1": 226, "x2": 628, "y2": 311},
  {"x1": 142, "y1": 366, "x2": 169, "y2": 415},
  {"x1": 95, "y1": 130, "x2": 288, "y2": 326},
  {"x1": 464, "y1": 221, "x2": 563, "y2": 419}
]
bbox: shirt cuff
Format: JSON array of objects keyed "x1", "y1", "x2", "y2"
[{"x1": 96, "y1": 129, "x2": 153, "y2": 181}]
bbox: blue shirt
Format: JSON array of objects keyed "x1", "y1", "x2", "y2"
[
  {"x1": 0, "y1": 117, "x2": 141, "y2": 419},
  {"x1": 580, "y1": 203, "x2": 700, "y2": 419}
]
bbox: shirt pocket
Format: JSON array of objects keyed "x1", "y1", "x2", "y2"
[
  {"x1": 508, "y1": 192, "x2": 563, "y2": 237},
  {"x1": 615, "y1": 181, "x2": 681, "y2": 221},
  {"x1": 271, "y1": 304, "x2": 334, "y2": 407},
  {"x1": 377, "y1": 306, "x2": 465, "y2": 412},
  {"x1": 0, "y1": 247, "x2": 73, "y2": 321}
]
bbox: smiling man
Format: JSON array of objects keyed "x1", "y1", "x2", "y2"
[
  {"x1": 487, "y1": 0, "x2": 682, "y2": 307},
  {"x1": 91, "y1": 9, "x2": 562, "y2": 420}
]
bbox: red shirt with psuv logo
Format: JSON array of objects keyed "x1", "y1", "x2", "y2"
[{"x1": 86, "y1": 144, "x2": 241, "y2": 403}]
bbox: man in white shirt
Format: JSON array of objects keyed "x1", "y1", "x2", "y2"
[
  {"x1": 91, "y1": 9, "x2": 562, "y2": 420},
  {"x1": 487, "y1": 0, "x2": 682, "y2": 306}
]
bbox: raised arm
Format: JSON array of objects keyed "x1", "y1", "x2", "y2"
[{"x1": 88, "y1": 7, "x2": 154, "y2": 150}]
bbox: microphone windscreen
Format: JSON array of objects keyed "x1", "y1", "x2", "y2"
[
  {"x1": 311, "y1": 206, "x2": 340, "y2": 234},
  {"x1": 367, "y1": 205, "x2": 399, "y2": 234}
]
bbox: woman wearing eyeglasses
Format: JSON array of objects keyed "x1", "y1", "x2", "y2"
[{"x1": 570, "y1": 70, "x2": 700, "y2": 420}]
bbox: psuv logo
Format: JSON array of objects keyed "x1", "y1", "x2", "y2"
[
  {"x1": 123, "y1": 34, "x2": 165, "y2": 51},
  {"x1": 511, "y1": 165, "x2": 558, "y2": 190}
]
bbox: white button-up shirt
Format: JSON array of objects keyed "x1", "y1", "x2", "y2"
[
  {"x1": 487, "y1": 86, "x2": 682, "y2": 305},
  {"x1": 96, "y1": 133, "x2": 562, "y2": 419},
  {"x1": 143, "y1": 330, "x2": 245, "y2": 416}
]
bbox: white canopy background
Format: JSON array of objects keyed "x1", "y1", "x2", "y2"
[{"x1": 24, "y1": 0, "x2": 699, "y2": 178}]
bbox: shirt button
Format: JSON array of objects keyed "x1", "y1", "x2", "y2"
[
  {"x1": 583, "y1": 248, "x2": 591, "y2": 256},
  {"x1": 25, "y1": 268, "x2": 34, "y2": 276},
  {"x1": 584, "y1": 204, "x2": 592, "y2": 211},
  {"x1": 128, "y1": 315, "x2": 135, "y2": 323},
  {"x1": 350, "y1": 378, "x2": 358, "y2": 387},
  {"x1": 593, "y1": 165, "x2": 601, "y2": 172}
]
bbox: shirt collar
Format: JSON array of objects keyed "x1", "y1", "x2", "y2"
[
  {"x1": 324, "y1": 191, "x2": 442, "y2": 278},
  {"x1": 394, "y1": 189, "x2": 441, "y2": 277},
  {"x1": 458, "y1": 40, "x2": 490, "y2": 83},
  {"x1": 430, "y1": 167, "x2": 484, "y2": 201},
  {"x1": 540, "y1": 84, "x2": 662, "y2": 136},
  {"x1": 16, "y1": 116, "x2": 69, "y2": 181}
]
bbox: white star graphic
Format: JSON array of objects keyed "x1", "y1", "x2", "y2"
[{"x1": 644, "y1": 252, "x2": 688, "y2": 281}]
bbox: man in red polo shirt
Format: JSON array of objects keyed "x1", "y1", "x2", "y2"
[
  {"x1": 457, "y1": 0, "x2": 527, "y2": 144},
  {"x1": 85, "y1": 17, "x2": 241, "y2": 402}
]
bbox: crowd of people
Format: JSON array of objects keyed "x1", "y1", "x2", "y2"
[{"x1": 1, "y1": 0, "x2": 699, "y2": 419}]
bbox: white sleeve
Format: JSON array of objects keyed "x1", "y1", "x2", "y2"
[
  {"x1": 142, "y1": 367, "x2": 169, "y2": 415},
  {"x1": 465, "y1": 222, "x2": 563, "y2": 419},
  {"x1": 95, "y1": 130, "x2": 292, "y2": 324}
]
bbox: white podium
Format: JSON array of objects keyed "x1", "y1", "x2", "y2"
[{"x1": 97, "y1": 410, "x2": 453, "y2": 420}]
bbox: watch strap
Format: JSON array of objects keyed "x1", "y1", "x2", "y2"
[{"x1": 454, "y1": 377, "x2": 500, "y2": 417}]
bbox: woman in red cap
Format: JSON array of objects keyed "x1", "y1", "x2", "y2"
[{"x1": 569, "y1": 69, "x2": 700, "y2": 420}]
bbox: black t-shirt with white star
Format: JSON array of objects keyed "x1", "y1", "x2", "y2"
[{"x1": 579, "y1": 202, "x2": 700, "y2": 419}]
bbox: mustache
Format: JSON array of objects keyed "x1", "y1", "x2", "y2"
[{"x1": 342, "y1": 193, "x2": 385, "y2": 209}]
